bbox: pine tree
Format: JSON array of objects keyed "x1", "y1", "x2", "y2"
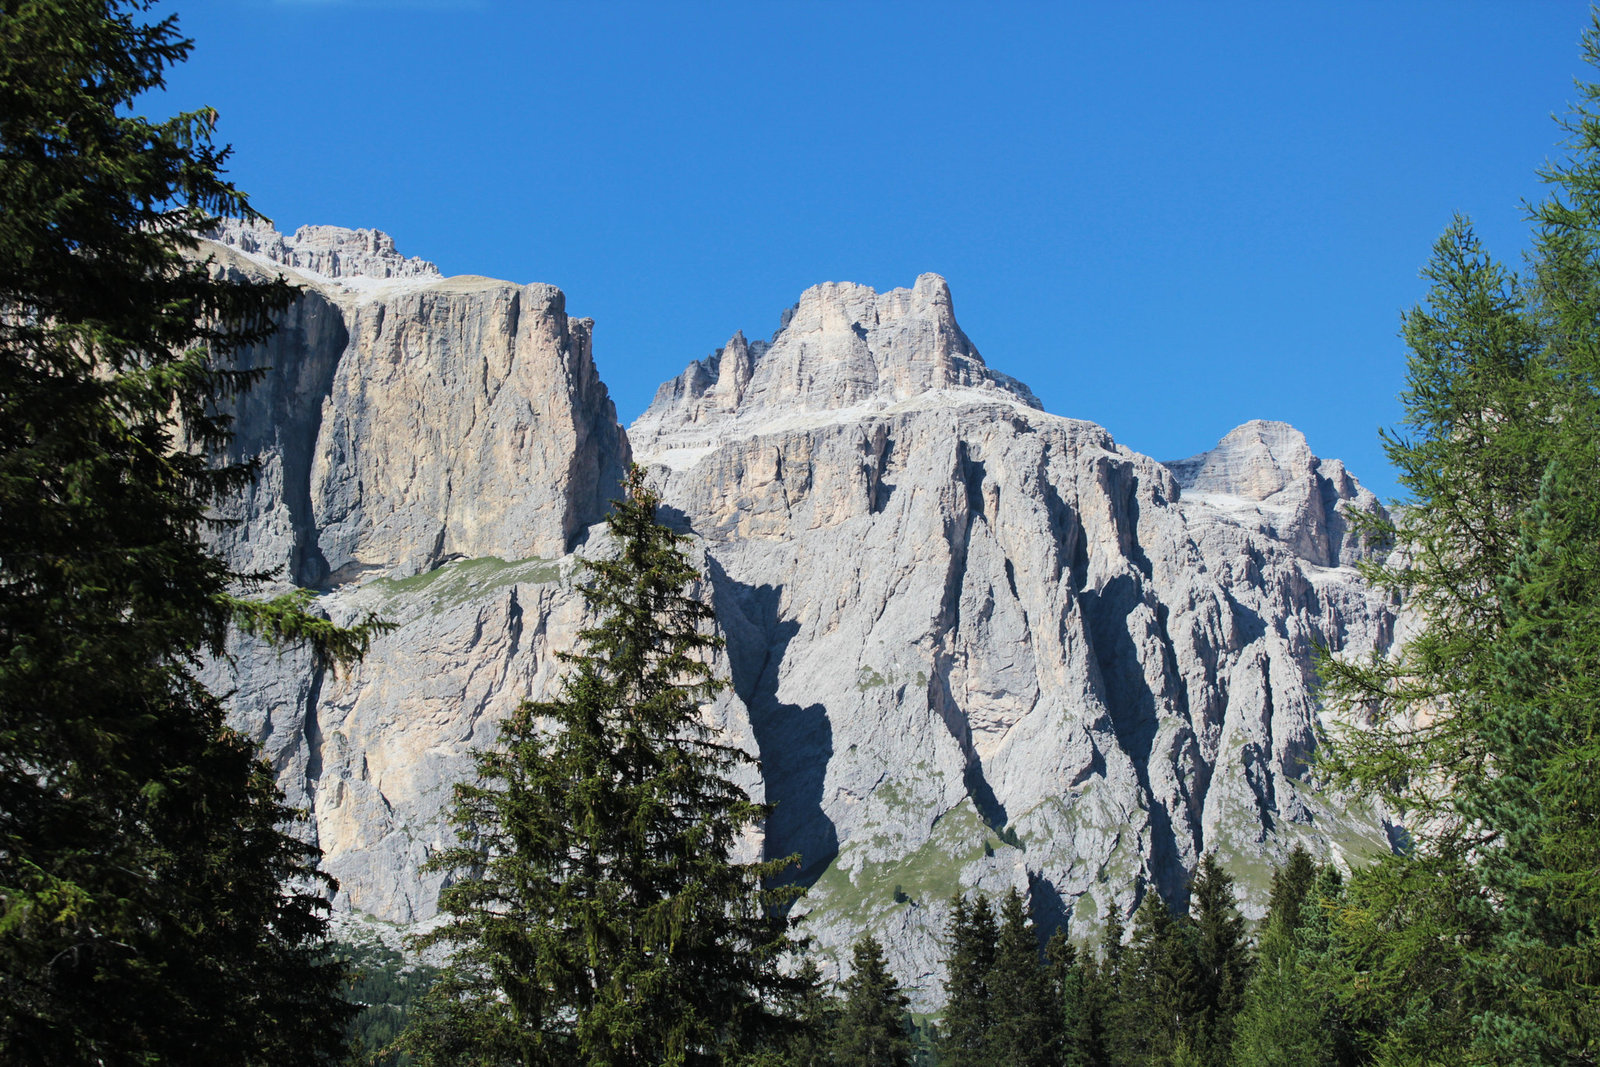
[
  {"x1": 1186, "y1": 855, "x2": 1250, "y2": 1065},
  {"x1": 940, "y1": 892, "x2": 997, "y2": 1067},
  {"x1": 397, "y1": 466, "x2": 803, "y2": 1065},
  {"x1": 988, "y1": 888, "x2": 1057, "y2": 1067},
  {"x1": 1114, "y1": 891, "x2": 1198, "y2": 1066},
  {"x1": 0, "y1": 3, "x2": 380, "y2": 1063},
  {"x1": 832, "y1": 934, "x2": 913, "y2": 1067},
  {"x1": 1315, "y1": 20, "x2": 1600, "y2": 1059}
]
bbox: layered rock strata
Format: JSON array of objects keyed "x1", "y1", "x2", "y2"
[{"x1": 205, "y1": 233, "x2": 1398, "y2": 1009}]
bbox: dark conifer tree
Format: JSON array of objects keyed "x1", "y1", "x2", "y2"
[
  {"x1": 1075, "y1": 897, "x2": 1123, "y2": 1067},
  {"x1": 1263, "y1": 845, "x2": 1317, "y2": 938},
  {"x1": 782, "y1": 960, "x2": 842, "y2": 1067},
  {"x1": 1186, "y1": 855, "x2": 1251, "y2": 1065},
  {"x1": 1047, "y1": 928, "x2": 1086, "y2": 1067},
  {"x1": 1099, "y1": 897, "x2": 1126, "y2": 983},
  {"x1": 833, "y1": 934, "x2": 913, "y2": 1067},
  {"x1": 398, "y1": 467, "x2": 804, "y2": 1065},
  {"x1": 1115, "y1": 891, "x2": 1199, "y2": 1066},
  {"x1": 0, "y1": 3, "x2": 381, "y2": 1063},
  {"x1": 940, "y1": 892, "x2": 998, "y2": 1067},
  {"x1": 988, "y1": 888, "x2": 1058, "y2": 1067},
  {"x1": 1075, "y1": 953, "x2": 1111, "y2": 1067},
  {"x1": 739, "y1": 959, "x2": 839, "y2": 1067}
]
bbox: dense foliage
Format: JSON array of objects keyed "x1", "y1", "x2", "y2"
[
  {"x1": 0, "y1": 1, "x2": 381, "y2": 1064},
  {"x1": 340, "y1": 938, "x2": 440, "y2": 1067},
  {"x1": 397, "y1": 466, "x2": 806, "y2": 1066},
  {"x1": 1313, "y1": 15, "x2": 1600, "y2": 1064}
]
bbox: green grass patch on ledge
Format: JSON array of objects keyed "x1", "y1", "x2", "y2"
[{"x1": 366, "y1": 555, "x2": 563, "y2": 614}]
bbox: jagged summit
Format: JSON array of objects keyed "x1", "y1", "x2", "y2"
[
  {"x1": 208, "y1": 219, "x2": 441, "y2": 286},
  {"x1": 630, "y1": 273, "x2": 1042, "y2": 464},
  {"x1": 1168, "y1": 419, "x2": 1382, "y2": 569},
  {"x1": 1168, "y1": 419, "x2": 1317, "y2": 502}
]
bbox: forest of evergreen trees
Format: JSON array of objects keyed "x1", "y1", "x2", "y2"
[{"x1": 684, "y1": 849, "x2": 1351, "y2": 1067}]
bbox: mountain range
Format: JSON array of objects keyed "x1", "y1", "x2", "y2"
[{"x1": 200, "y1": 221, "x2": 1400, "y2": 1006}]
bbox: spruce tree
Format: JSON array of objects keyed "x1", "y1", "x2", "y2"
[
  {"x1": 832, "y1": 934, "x2": 913, "y2": 1067},
  {"x1": 940, "y1": 892, "x2": 997, "y2": 1067},
  {"x1": 1047, "y1": 929, "x2": 1088, "y2": 1067},
  {"x1": 735, "y1": 959, "x2": 839, "y2": 1067},
  {"x1": 0, "y1": 3, "x2": 380, "y2": 1063},
  {"x1": 1072, "y1": 954, "x2": 1108, "y2": 1067},
  {"x1": 1115, "y1": 891, "x2": 1198, "y2": 1067},
  {"x1": 1186, "y1": 855, "x2": 1250, "y2": 1065},
  {"x1": 398, "y1": 466, "x2": 803, "y2": 1065},
  {"x1": 988, "y1": 888, "x2": 1057, "y2": 1067},
  {"x1": 1071, "y1": 897, "x2": 1121, "y2": 1067},
  {"x1": 1098, "y1": 897, "x2": 1125, "y2": 985},
  {"x1": 1262, "y1": 845, "x2": 1317, "y2": 939},
  {"x1": 1232, "y1": 863, "x2": 1353, "y2": 1067}
]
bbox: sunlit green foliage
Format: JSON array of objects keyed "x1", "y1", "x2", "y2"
[
  {"x1": 1316, "y1": 17, "x2": 1600, "y2": 1062},
  {"x1": 397, "y1": 466, "x2": 806, "y2": 1066}
]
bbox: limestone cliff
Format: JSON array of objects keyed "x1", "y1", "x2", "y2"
[
  {"x1": 629, "y1": 277, "x2": 1396, "y2": 997},
  {"x1": 204, "y1": 231, "x2": 1398, "y2": 1008},
  {"x1": 202, "y1": 220, "x2": 630, "y2": 586}
]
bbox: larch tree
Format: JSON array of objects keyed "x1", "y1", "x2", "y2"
[
  {"x1": 398, "y1": 465, "x2": 805, "y2": 1066},
  {"x1": 1317, "y1": 16, "x2": 1600, "y2": 1062}
]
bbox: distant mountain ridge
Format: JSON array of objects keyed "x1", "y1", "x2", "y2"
[{"x1": 202, "y1": 223, "x2": 1399, "y2": 1006}]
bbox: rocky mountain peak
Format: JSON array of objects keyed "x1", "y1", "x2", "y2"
[
  {"x1": 630, "y1": 273, "x2": 1042, "y2": 465},
  {"x1": 1168, "y1": 419, "x2": 1383, "y2": 569},
  {"x1": 209, "y1": 218, "x2": 441, "y2": 282},
  {"x1": 1167, "y1": 419, "x2": 1317, "y2": 502}
]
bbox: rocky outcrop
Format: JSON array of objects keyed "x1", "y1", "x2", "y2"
[
  {"x1": 210, "y1": 219, "x2": 441, "y2": 282},
  {"x1": 205, "y1": 239, "x2": 1399, "y2": 1010},
  {"x1": 1167, "y1": 419, "x2": 1382, "y2": 568},
  {"x1": 627, "y1": 283, "x2": 1397, "y2": 999},
  {"x1": 201, "y1": 223, "x2": 630, "y2": 586},
  {"x1": 630, "y1": 273, "x2": 1041, "y2": 466}
]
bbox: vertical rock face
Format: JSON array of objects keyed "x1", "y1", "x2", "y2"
[
  {"x1": 207, "y1": 247, "x2": 1397, "y2": 1010},
  {"x1": 626, "y1": 278, "x2": 1398, "y2": 999},
  {"x1": 203, "y1": 222, "x2": 630, "y2": 585}
]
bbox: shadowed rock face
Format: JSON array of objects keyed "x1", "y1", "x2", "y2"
[
  {"x1": 205, "y1": 238, "x2": 1398, "y2": 1009},
  {"x1": 628, "y1": 285, "x2": 1397, "y2": 999}
]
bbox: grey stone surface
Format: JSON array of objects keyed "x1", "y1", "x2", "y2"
[
  {"x1": 201, "y1": 226, "x2": 630, "y2": 586},
  {"x1": 205, "y1": 246, "x2": 1399, "y2": 1009}
]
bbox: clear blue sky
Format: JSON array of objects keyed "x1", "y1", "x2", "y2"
[{"x1": 155, "y1": 1, "x2": 1597, "y2": 504}]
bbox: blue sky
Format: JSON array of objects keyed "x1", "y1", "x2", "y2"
[{"x1": 157, "y1": 1, "x2": 1597, "y2": 503}]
